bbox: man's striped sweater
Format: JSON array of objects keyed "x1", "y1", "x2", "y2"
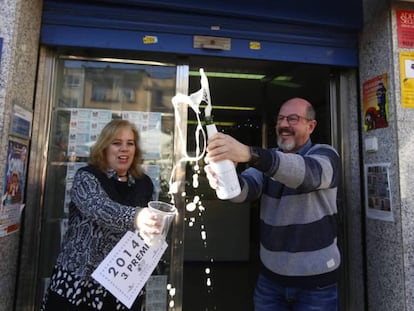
[{"x1": 233, "y1": 139, "x2": 340, "y2": 288}]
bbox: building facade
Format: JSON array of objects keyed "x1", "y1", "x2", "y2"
[{"x1": 0, "y1": 0, "x2": 413, "y2": 310}]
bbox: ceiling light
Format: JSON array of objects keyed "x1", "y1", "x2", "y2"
[
  {"x1": 273, "y1": 76, "x2": 292, "y2": 81},
  {"x1": 189, "y1": 71, "x2": 265, "y2": 80},
  {"x1": 187, "y1": 120, "x2": 236, "y2": 127},
  {"x1": 270, "y1": 80, "x2": 301, "y2": 88},
  {"x1": 199, "y1": 104, "x2": 255, "y2": 111}
]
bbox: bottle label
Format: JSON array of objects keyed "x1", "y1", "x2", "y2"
[{"x1": 213, "y1": 163, "x2": 241, "y2": 200}]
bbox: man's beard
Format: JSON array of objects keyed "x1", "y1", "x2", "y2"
[
  {"x1": 277, "y1": 128, "x2": 296, "y2": 151},
  {"x1": 277, "y1": 136, "x2": 296, "y2": 151}
]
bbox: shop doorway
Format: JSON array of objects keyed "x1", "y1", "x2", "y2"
[
  {"x1": 182, "y1": 56, "x2": 336, "y2": 310},
  {"x1": 17, "y1": 49, "x2": 345, "y2": 311}
]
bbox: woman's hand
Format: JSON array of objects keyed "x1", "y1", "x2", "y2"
[{"x1": 135, "y1": 208, "x2": 161, "y2": 235}]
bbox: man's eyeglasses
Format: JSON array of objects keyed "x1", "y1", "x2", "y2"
[{"x1": 276, "y1": 114, "x2": 312, "y2": 125}]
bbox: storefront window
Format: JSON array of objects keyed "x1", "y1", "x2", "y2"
[{"x1": 38, "y1": 58, "x2": 177, "y2": 309}]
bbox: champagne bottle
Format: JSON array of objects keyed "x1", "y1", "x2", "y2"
[{"x1": 205, "y1": 116, "x2": 241, "y2": 200}]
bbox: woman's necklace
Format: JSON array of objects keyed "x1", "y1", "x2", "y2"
[{"x1": 117, "y1": 173, "x2": 128, "y2": 182}]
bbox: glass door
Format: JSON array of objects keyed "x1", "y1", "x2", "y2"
[{"x1": 36, "y1": 56, "x2": 187, "y2": 310}]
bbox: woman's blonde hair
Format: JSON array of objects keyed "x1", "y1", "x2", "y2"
[{"x1": 89, "y1": 119, "x2": 143, "y2": 177}]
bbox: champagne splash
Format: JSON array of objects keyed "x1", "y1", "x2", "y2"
[
  {"x1": 169, "y1": 68, "x2": 213, "y2": 196},
  {"x1": 169, "y1": 68, "x2": 216, "y2": 309},
  {"x1": 199, "y1": 68, "x2": 212, "y2": 119}
]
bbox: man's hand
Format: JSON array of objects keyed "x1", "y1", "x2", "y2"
[
  {"x1": 205, "y1": 132, "x2": 250, "y2": 164},
  {"x1": 204, "y1": 164, "x2": 219, "y2": 190}
]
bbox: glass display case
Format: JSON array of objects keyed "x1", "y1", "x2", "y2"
[{"x1": 37, "y1": 57, "x2": 180, "y2": 310}]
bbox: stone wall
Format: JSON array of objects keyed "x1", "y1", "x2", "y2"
[
  {"x1": 0, "y1": 0, "x2": 42, "y2": 310},
  {"x1": 359, "y1": 0, "x2": 414, "y2": 310}
]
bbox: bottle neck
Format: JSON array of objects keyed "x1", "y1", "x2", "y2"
[{"x1": 205, "y1": 115, "x2": 214, "y2": 125}]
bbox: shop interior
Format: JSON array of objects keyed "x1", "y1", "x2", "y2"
[{"x1": 183, "y1": 55, "x2": 333, "y2": 310}]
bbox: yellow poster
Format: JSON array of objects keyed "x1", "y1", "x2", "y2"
[
  {"x1": 399, "y1": 51, "x2": 414, "y2": 108},
  {"x1": 362, "y1": 73, "x2": 389, "y2": 131}
]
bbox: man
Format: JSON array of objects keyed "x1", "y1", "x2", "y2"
[{"x1": 205, "y1": 97, "x2": 340, "y2": 310}]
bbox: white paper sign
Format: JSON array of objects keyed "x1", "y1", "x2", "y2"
[{"x1": 92, "y1": 230, "x2": 167, "y2": 309}]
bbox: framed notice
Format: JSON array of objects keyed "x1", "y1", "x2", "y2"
[
  {"x1": 399, "y1": 52, "x2": 414, "y2": 108},
  {"x1": 10, "y1": 105, "x2": 32, "y2": 139},
  {"x1": 397, "y1": 10, "x2": 414, "y2": 48},
  {"x1": 365, "y1": 163, "x2": 393, "y2": 221}
]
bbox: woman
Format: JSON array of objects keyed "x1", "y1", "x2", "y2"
[{"x1": 42, "y1": 119, "x2": 160, "y2": 310}]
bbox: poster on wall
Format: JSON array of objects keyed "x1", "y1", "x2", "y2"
[
  {"x1": 66, "y1": 109, "x2": 163, "y2": 159},
  {"x1": 122, "y1": 111, "x2": 162, "y2": 160},
  {"x1": 0, "y1": 139, "x2": 29, "y2": 236},
  {"x1": 68, "y1": 108, "x2": 112, "y2": 158},
  {"x1": 10, "y1": 105, "x2": 32, "y2": 139},
  {"x1": 62, "y1": 109, "x2": 164, "y2": 214},
  {"x1": 362, "y1": 73, "x2": 389, "y2": 131},
  {"x1": 365, "y1": 163, "x2": 393, "y2": 221},
  {"x1": 399, "y1": 51, "x2": 414, "y2": 108},
  {"x1": 396, "y1": 10, "x2": 414, "y2": 48}
]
